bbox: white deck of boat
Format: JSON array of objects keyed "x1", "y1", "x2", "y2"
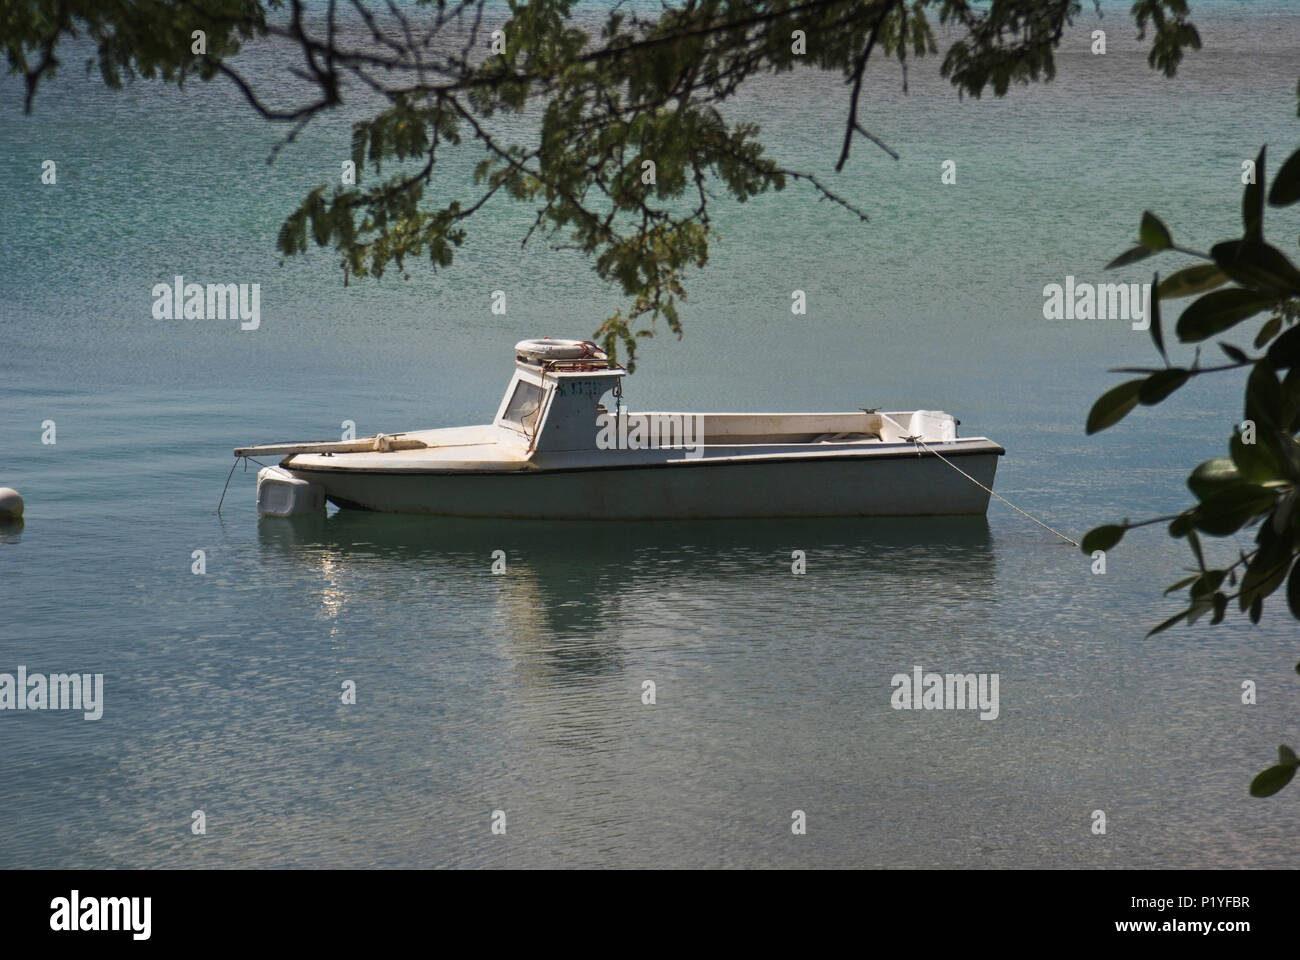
[{"x1": 280, "y1": 416, "x2": 1003, "y2": 474}]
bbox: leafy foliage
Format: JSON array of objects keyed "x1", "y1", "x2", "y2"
[
  {"x1": 6, "y1": 0, "x2": 1202, "y2": 367},
  {"x1": 1084, "y1": 141, "x2": 1300, "y2": 794},
  {"x1": 1, "y1": 0, "x2": 270, "y2": 109}
]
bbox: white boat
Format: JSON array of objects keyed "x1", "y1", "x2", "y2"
[{"x1": 235, "y1": 339, "x2": 1004, "y2": 519}]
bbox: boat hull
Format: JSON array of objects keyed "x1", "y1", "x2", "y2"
[{"x1": 286, "y1": 449, "x2": 1001, "y2": 520}]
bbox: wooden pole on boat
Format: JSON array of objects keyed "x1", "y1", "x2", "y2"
[{"x1": 232, "y1": 435, "x2": 427, "y2": 457}]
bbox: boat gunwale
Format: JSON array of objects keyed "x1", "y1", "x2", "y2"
[{"x1": 281, "y1": 441, "x2": 1005, "y2": 477}]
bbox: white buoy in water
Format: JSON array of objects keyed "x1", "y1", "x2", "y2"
[{"x1": 0, "y1": 487, "x2": 23, "y2": 521}]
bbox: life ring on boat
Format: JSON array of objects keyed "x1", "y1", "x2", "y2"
[{"x1": 514, "y1": 338, "x2": 607, "y2": 362}]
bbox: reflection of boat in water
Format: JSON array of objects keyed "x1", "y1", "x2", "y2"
[
  {"x1": 256, "y1": 511, "x2": 997, "y2": 649},
  {"x1": 236, "y1": 338, "x2": 1004, "y2": 520},
  {"x1": 256, "y1": 510, "x2": 995, "y2": 562}
]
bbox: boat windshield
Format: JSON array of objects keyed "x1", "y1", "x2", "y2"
[{"x1": 502, "y1": 379, "x2": 544, "y2": 432}]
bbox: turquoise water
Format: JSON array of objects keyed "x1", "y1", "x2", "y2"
[{"x1": 1, "y1": 1, "x2": 1298, "y2": 867}]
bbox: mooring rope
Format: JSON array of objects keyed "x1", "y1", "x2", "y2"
[
  {"x1": 874, "y1": 412, "x2": 1079, "y2": 547},
  {"x1": 913, "y1": 436, "x2": 1078, "y2": 547},
  {"x1": 217, "y1": 455, "x2": 274, "y2": 516},
  {"x1": 217, "y1": 457, "x2": 240, "y2": 516}
]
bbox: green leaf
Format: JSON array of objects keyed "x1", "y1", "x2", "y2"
[
  {"x1": 1164, "y1": 574, "x2": 1200, "y2": 595},
  {"x1": 1189, "y1": 569, "x2": 1226, "y2": 599},
  {"x1": 1239, "y1": 523, "x2": 1293, "y2": 609},
  {"x1": 1176, "y1": 289, "x2": 1276, "y2": 342},
  {"x1": 1158, "y1": 264, "x2": 1228, "y2": 300},
  {"x1": 1287, "y1": 555, "x2": 1300, "y2": 620},
  {"x1": 1139, "y1": 210, "x2": 1173, "y2": 251},
  {"x1": 1086, "y1": 379, "x2": 1145, "y2": 434},
  {"x1": 1273, "y1": 489, "x2": 1299, "y2": 536},
  {"x1": 1231, "y1": 425, "x2": 1284, "y2": 482},
  {"x1": 1187, "y1": 527, "x2": 1207, "y2": 571},
  {"x1": 1081, "y1": 524, "x2": 1125, "y2": 554},
  {"x1": 1147, "y1": 607, "x2": 1191, "y2": 637},
  {"x1": 1106, "y1": 246, "x2": 1151, "y2": 270},
  {"x1": 1139, "y1": 368, "x2": 1188, "y2": 405},
  {"x1": 1219, "y1": 343, "x2": 1249, "y2": 364},
  {"x1": 1277, "y1": 367, "x2": 1300, "y2": 431},
  {"x1": 1210, "y1": 591, "x2": 1228, "y2": 624},
  {"x1": 1149, "y1": 271, "x2": 1167, "y2": 364},
  {"x1": 1243, "y1": 146, "x2": 1265, "y2": 243},
  {"x1": 1268, "y1": 146, "x2": 1300, "y2": 206},
  {"x1": 1193, "y1": 482, "x2": 1277, "y2": 536},
  {"x1": 1272, "y1": 432, "x2": 1300, "y2": 481},
  {"x1": 1267, "y1": 324, "x2": 1300, "y2": 368},
  {"x1": 1249, "y1": 763, "x2": 1296, "y2": 797},
  {"x1": 1210, "y1": 240, "x2": 1300, "y2": 295},
  {"x1": 1282, "y1": 745, "x2": 1300, "y2": 766},
  {"x1": 1184, "y1": 596, "x2": 1215, "y2": 626},
  {"x1": 1254, "y1": 315, "x2": 1283, "y2": 349},
  {"x1": 1187, "y1": 458, "x2": 1242, "y2": 500},
  {"x1": 1246, "y1": 361, "x2": 1284, "y2": 430}
]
